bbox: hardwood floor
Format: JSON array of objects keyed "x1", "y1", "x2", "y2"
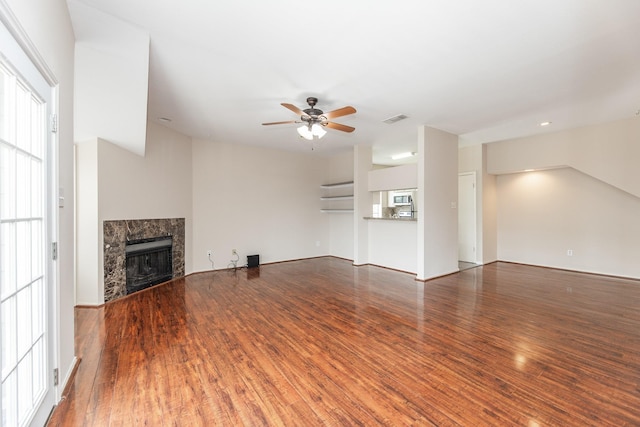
[{"x1": 47, "y1": 258, "x2": 640, "y2": 426}]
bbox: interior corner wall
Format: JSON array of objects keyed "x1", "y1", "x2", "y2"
[
  {"x1": 497, "y1": 167, "x2": 640, "y2": 279},
  {"x1": 97, "y1": 122, "x2": 193, "y2": 269},
  {"x1": 328, "y1": 150, "x2": 354, "y2": 260},
  {"x1": 75, "y1": 139, "x2": 101, "y2": 304},
  {"x1": 75, "y1": 122, "x2": 193, "y2": 305},
  {"x1": 481, "y1": 144, "x2": 497, "y2": 264},
  {"x1": 190, "y1": 139, "x2": 330, "y2": 272},
  {"x1": 488, "y1": 117, "x2": 640, "y2": 277}
]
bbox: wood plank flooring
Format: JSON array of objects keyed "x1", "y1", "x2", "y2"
[{"x1": 47, "y1": 258, "x2": 640, "y2": 426}]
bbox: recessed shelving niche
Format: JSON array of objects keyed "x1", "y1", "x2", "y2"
[{"x1": 320, "y1": 181, "x2": 354, "y2": 213}]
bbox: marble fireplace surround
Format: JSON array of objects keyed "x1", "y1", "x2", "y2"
[{"x1": 103, "y1": 218, "x2": 185, "y2": 302}]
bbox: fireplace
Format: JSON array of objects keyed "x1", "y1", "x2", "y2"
[
  {"x1": 125, "y1": 236, "x2": 173, "y2": 294},
  {"x1": 103, "y1": 218, "x2": 185, "y2": 302}
]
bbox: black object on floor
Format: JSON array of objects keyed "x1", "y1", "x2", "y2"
[{"x1": 247, "y1": 255, "x2": 260, "y2": 268}]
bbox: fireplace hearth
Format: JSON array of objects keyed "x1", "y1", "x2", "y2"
[{"x1": 125, "y1": 236, "x2": 173, "y2": 294}]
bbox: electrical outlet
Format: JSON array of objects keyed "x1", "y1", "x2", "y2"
[
  {"x1": 567, "y1": 249, "x2": 573, "y2": 256},
  {"x1": 232, "y1": 249, "x2": 237, "y2": 256},
  {"x1": 207, "y1": 250, "x2": 212, "y2": 257}
]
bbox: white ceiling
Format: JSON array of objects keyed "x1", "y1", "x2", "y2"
[{"x1": 66, "y1": 0, "x2": 640, "y2": 165}]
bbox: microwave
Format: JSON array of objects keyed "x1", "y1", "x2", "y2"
[{"x1": 392, "y1": 194, "x2": 412, "y2": 206}]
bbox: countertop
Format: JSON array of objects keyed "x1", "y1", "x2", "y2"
[{"x1": 363, "y1": 216, "x2": 417, "y2": 222}]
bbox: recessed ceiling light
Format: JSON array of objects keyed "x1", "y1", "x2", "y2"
[
  {"x1": 391, "y1": 152, "x2": 415, "y2": 160},
  {"x1": 158, "y1": 117, "x2": 172, "y2": 123},
  {"x1": 539, "y1": 121, "x2": 552, "y2": 127}
]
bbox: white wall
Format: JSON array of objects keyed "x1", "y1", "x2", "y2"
[
  {"x1": 99, "y1": 122, "x2": 193, "y2": 277},
  {"x1": 487, "y1": 117, "x2": 640, "y2": 278},
  {"x1": 480, "y1": 144, "x2": 497, "y2": 264},
  {"x1": 327, "y1": 150, "x2": 354, "y2": 260},
  {"x1": 368, "y1": 220, "x2": 417, "y2": 273},
  {"x1": 416, "y1": 126, "x2": 459, "y2": 280},
  {"x1": 487, "y1": 117, "x2": 640, "y2": 198},
  {"x1": 98, "y1": 122, "x2": 193, "y2": 227},
  {"x1": 75, "y1": 122, "x2": 193, "y2": 305},
  {"x1": 75, "y1": 140, "x2": 99, "y2": 303},
  {"x1": 4, "y1": 0, "x2": 76, "y2": 400},
  {"x1": 368, "y1": 164, "x2": 417, "y2": 191},
  {"x1": 497, "y1": 167, "x2": 640, "y2": 279},
  {"x1": 191, "y1": 139, "x2": 330, "y2": 272},
  {"x1": 353, "y1": 145, "x2": 372, "y2": 265},
  {"x1": 70, "y1": 0, "x2": 150, "y2": 156}
]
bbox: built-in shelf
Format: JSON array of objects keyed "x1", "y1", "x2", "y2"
[
  {"x1": 320, "y1": 181, "x2": 354, "y2": 189},
  {"x1": 321, "y1": 181, "x2": 354, "y2": 213},
  {"x1": 320, "y1": 195, "x2": 354, "y2": 201}
]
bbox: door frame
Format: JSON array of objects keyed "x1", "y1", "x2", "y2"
[
  {"x1": 458, "y1": 171, "x2": 477, "y2": 263},
  {"x1": 0, "y1": 6, "x2": 60, "y2": 426}
]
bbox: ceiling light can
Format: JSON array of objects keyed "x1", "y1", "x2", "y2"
[{"x1": 391, "y1": 152, "x2": 416, "y2": 160}]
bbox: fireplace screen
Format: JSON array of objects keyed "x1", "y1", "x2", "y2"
[{"x1": 125, "y1": 236, "x2": 173, "y2": 294}]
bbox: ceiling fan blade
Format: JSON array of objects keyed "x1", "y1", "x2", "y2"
[
  {"x1": 325, "y1": 121, "x2": 355, "y2": 133},
  {"x1": 324, "y1": 106, "x2": 356, "y2": 119},
  {"x1": 281, "y1": 103, "x2": 306, "y2": 116},
  {"x1": 262, "y1": 120, "x2": 297, "y2": 126}
]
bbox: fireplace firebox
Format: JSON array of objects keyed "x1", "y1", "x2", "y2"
[{"x1": 125, "y1": 236, "x2": 173, "y2": 294}]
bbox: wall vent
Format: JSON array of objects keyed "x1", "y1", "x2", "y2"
[{"x1": 383, "y1": 114, "x2": 408, "y2": 124}]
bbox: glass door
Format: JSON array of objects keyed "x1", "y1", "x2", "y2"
[{"x1": 1, "y1": 20, "x2": 55, "y2": 427}]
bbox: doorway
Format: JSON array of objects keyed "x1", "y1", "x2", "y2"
[
  {"x1": 458, "y1": 172, "x2": 477, "y2": 264},
  {"x1": 1, "y1": 21, "x2": 56, "y2": 427}
]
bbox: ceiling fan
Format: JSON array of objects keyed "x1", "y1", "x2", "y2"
[{"x1": 262, "y1": 97, "x2": 356, "y2": 140}]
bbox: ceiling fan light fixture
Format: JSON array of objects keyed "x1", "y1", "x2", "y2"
[
  {"x1": 297, "y1": 125, "x2": 313, "y2": 140},
  {"x1": 311, "y1": 123, "x2": 327, "y2": 138},
  {"x1": 298, "y1": 124, "x2": 327, "y2": 140},
  {"x1": 265, "y1": 98, "x2": 356, "y2": 139}
]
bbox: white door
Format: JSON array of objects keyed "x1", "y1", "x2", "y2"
[
  {"x1": 1, "y1": 20, "x2": 56, "y2": 427},
  {"x1": 458, "y1": 172, "x2": 476, "y2": 263}
]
